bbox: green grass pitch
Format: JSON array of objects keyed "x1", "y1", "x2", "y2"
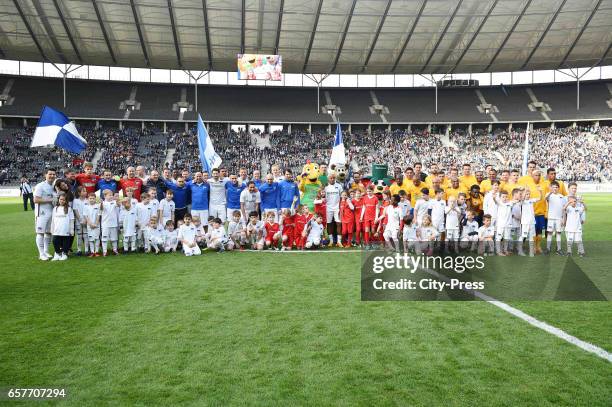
[{"x1": 0, "y1": 194, "x2": 610, "y2": 406}]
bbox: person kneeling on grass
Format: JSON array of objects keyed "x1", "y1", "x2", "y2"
[
  {"x1": 163, "y1": 220, "x2": 179, "y2": 253},
  {"x1": 264, "y1": 211, "x2": 281, "y2": 250},
  {"x1": 228, "y1": 210, "x2": 247, "y2": 250},
  {"x1": 50, "y1": 193, "x2": 74, "y2": 261},
  {"x1": 206, "y1": 218, "x2": 234, "y2": 253},
  {"x1": 178, "y1": 214, "x2": 201, "y2": 256},
  {"x1": 245, "y1": 211, "x2": 266, "y2": 250},
  {"x1": 303, "y1": 214, "x2": 325, "y2": 249},
  {"x1": 146, "y1": 217, "x2": 165, "y2": 254}
]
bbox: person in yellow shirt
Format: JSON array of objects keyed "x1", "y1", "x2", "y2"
[
  {"x1": 439, "y1": 169, "x2": 451, "y2": 189},
  {"x1": 518, "y1": 161, "x2": 537, "y2": 186},
  {"x1": 542, "y1": 168, "x2": 568, "y2": 196},
  {"x1": 407, "y1": 176, "x2": 425, "y2": 207},
  {"x1": 429, "y1": 179, "x2": 447, "y2": 200},
  {"x1": 459, "y1": 163, "x2": 478, "y2": 190},
  {"x1": 498, "y1": 169, "x2": 510, "y2": 193},
  {"x1": 502, "y1": 169, "x2": 520, "y2": 195},
  {"x1": 475, "y1": 170, "x2": 485, "y2": 186},
  {"x1": 424, "y1": 163, "x2": 440, "y2": 186},
  {"x1": 527, "y1": 169, "x2": 547, "y2": 254},
  {"x1": 480, "y1": 168, "x2": 499, "y2": 194},
  {"x1": 446, "y1": 177, "x2": 468, "y2": 201}
]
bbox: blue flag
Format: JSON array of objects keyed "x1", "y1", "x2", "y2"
[
  {"x1": 197, "y1": 114, "x2": 222, "y2": 173},
  {"x1": 328, "y1": 122, "x2": 346, "y2": 167},
  {"x1": 31, "y1": 106, "x2": 87, "y2": 154}
]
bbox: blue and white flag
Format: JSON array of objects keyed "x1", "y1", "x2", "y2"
[
  {"x1": 197, "y1": 114, "x2": 222, "y2": 173},
  {"x1": 31, "y1": 106, "x2": 87, "y2": 154},
  {"x1": 521, "y1": 122, "x2": 530, "y2": 176},
  {"x1": 328, "y1": 122, "x2": 346, "y2": 168}
]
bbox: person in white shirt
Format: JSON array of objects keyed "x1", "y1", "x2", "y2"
[
  {"x1": 158, "y1": 190, "x2": 176, "y2": 226},
  {"x1": 519, "y1": 187, "x2": 543, "y2": 256},
  {"x1": 163, "y1": 221, "x2": 179, "y2": 252},
  {"x1": 240, "y1": 182, "x2": 261, "y2": 224},
  {"x1": 461, "y1": 210, "x2": 480, "y2": 251},
  {"x1": 413, "y1": 188, "x2": 432, "y2": 226},
  {"x1": 477, "y1": 214, "x2": 495, "y2": 255},
  {"x1": 208, "y1": 168, "x2": 228, "y2": 222},
  {"x1": 545, "y1": 181, "x2": 567, "y2": 254},
  {"x1": 430, "y1": 189, "x2": 446, "y2": 236},
  {"x1": 245, "y1": 211, "x2": 266, "y2": 250},
  {"x1": 445, "y1": 196, "x2": 462, "y2": 253},
  {"x1": 50, "y1": 193, "x2": 74, "y2": 261},
  {"x1": 136, "y1": 193, "x2": 156, "y2": 251},
  {"x1": 416, "y1": 214, "x2": 438, "y2": 255},
  {"x1": 84, "y1": 193, "x2": 101, "y2": 257},
  {"x1": 146, "y1": 217, "x2": 165, "y2": 254},
  {"x1": 304, "y1": 215, "x2": 325, "y2": 249},
  {"x1": 483, "y1": 181, "x2": 500, "y2": 226},
  {"x1": 34, "y1": 168, "x2": 57, "y2": 260},
  {"x1": 563, "y1": 196, "x2": 586, "y2": 257},
  {"x1": 228, "y1": 211, "x2": 247, "y2": 248},
  {"x1": 207, "y1": 218, "x2": 234, "y2": 252},
  {"x1": 100, "y1": 189, "x2": 119, "y2": 256},
  {"x1": 382, "y1": 195, "x2": 403, "y2": 251},
  {"x1": 72, "y1": 186, "x2": 89, "y2": 255},
  {"x1": 120, "y1": 199, "x2": 138, "y2": 253},
  {"x1": 324, "y1": 174, "x2": 344, "y2": 245},
  {"x1": 398, "y1": 191, "x2": 412, "y2": 218},
  {"x1": 178, "y1": 214, "x2": 201, "y2": 256},
  {"x1": 493, "y1": 190, "x2": 516, "y2": 255},
  {"x1": 402, "y1": 214, "x2": 417, "y2": 253}
]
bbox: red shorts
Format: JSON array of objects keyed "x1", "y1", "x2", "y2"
[
  {"x1": 362, "y1": 219, "x2": 375, "y2": 230},
  {"x1": 265, "y1": 233, "x2": 280, "y2": 243}
]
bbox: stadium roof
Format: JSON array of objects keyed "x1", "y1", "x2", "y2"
[{"x1": 0, "y1": 0, "x2": 611, "y2": 74}]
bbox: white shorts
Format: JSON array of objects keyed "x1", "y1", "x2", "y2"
[
  {"x1": 326, "y1": 207, "x2": 340, "y2": 223},
  {"x1": 432, "y1": 221, "x2": 445, "y2": 233},
  {"x1": 35, "y1": 213, "x2": 52, "y2": 234},
  {"x1": 305, "y1": 237, "x2": 321, "y2": 247},
  {"x1": 87, "y1": 227, "x2": 100, "y2": 240},
  {"x1": 191, "y1": 209, "x2": 209, "y2": 225},
  {"x1": 263, "y1": 208, "x2": 278, "y2": 222},
  {"x1": 226, "y1": 208, "x2": 242, "y2": 222},
  {"x1": 149, "y1": 236, "x2": 164, "y2": 246},
  {"x1": 446, "y1": 228, "x2": 459, "y2": 240},
  {"x1": 183, "y1": 242, "x2": 201, "y2": 256},
  {"x1": 521, "y1": 224, "x2": 536, "y2": 239},
  {"x1": 565, "y1": 230, "x2": 582, "y2": 242},
  {"x1": 383, "y1": 228, "x2": 399, "y2": 240},
  {"x1": 495, "y1": 226, "x2": 513, "y2": 241},
  {"x1": 209, "y1": 205, "x2": 226, "y2": 222},
  {"x1": 101, "y1": 226, "x2": 118, "y2": 241},
  {"x1": 547, "y1": 219, "x2": 562, "y2": 233}
]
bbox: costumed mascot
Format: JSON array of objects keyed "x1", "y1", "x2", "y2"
[{"x1": 299, "y1": 161, "x2": 322, "y2": 211}]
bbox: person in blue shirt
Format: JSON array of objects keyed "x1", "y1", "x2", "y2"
[
  {"x1": 279, "y1": 169, "x2": 300, "y2": 211},
  {"x1": 225, "y1": 174, "x2": 246, "y2": 222},
  {"x1": 258, "y1": 174, "x2": 280, "y2": 222},
  {"x1": 164, "y1": 176, "x2": 190, "y2": 223},
  {"x1": 96, "y1": 170, "x2": 118, "y2": 193},
  {"x1": 188, "y1": 171, "x2": 210, "y2": 228},
  {"x1": 252, "y1": 170, "x2": 263, "y2": 189}
]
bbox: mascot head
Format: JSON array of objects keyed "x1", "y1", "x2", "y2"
[
  {"x1": 302, "y1": 161, "x2": 320, "y2": 183},
  {"x1": 373, "y1": 179, "x2": 388, "y2": 195},
  {"x1": 329, "y1": 163, "x2": 349, "y2": 183}
]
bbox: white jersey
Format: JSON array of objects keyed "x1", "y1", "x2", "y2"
[
  {"x1": 209, "y1": 179, "x2": 228, "y2": 205},
  {"x1": 137, "y1": 201, "x2": 156, "y2": 227},
  {"x1": 100, "y1": 200, "x2": 119, "y2": 228},
  {"x1": 147, "y1": 225, "x2": 164, "y2": 241},
  {"x1": 547, "y1": 193, "x2": 566, "y2": 220},
  {"x1": 247, "y1": 220, "x2": 266, "y2": 237},
  {"x1": 84, "y1": 205, "x2": 100, "y2": 228},
  {"x1": 34, "y1": 181, "x2": 55, "y2": 216},
  {"x1": 496, "y1": 201, "x2": 513, "y2": 229},
  {"x1": 418, "y1": 226, "x2": 438, "y2": 241},
  {"x1": 240, "y1": 189, "x2": 261, "y2": 214},
  {"x1": 511, "y1": 203, "x2": 522, "y2": 228},
  {"x1": 483, "y1": 192, "x2": 499, "y2": 218},
  {"x1": 324, "y1": 183, "x2": 343, "y2": 210},
  {"x1": 178, "y1": 223, "x2": 198, "y2": 243},
  {"x1": 307, "y1": 221, "x2": 325, "y2": 242},
  {"x1": 462, "y1": 220, "x2": 479, "y2": 238},
  {"x1": 520, "y1": 199, "x2": 537, "y2": 225},
  {"x1": 51, "y1": 206, "x2": 74, "y2": 236},
  {"x1": 164, "y1": 229, "x2": 178, "y2": 248},
  {"x1": 208, "y1": 227, "x2": 228, "y2": 242},
  {"x1": 430, "y1": 199, "x2": 446, "y2": 227},
  {"x1": 120, "y1": 206, "x2": 138, "y2": 236},
  {"x1": 72, "y1": 198, "x2": 89, "y2": 222},
  {"x1": 149, "y1": 199, "x2": 159, "y2": 215},
  {"x1": 403, "y1": 223, "x2": 417, "y2": 241},
  {"x1": 478, "y1": 225, "x2": 495, "y2": 239},
  {"x1": 445, "y1": 204, "x2": 462, "y2": 229},
  {"x1": 159, "y1": 199, "x2": 175, "y2": 220},
  {"x1": 384, "y1": 205, "x2": 402, "y2": 231},
  {"x1": 227, "y1": 220, "x2": 244, "y2": 236},
  {"x1": 414, "y1": 199, "x2": 431, "y2": 225},
  {"x1": 564, "y1": 206, "x2": 584, "y2": 232},
  {"x1": 398, "y1": 200, "x2": 411, "y2": 218}
]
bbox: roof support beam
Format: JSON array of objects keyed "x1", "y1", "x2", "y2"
[
  {"x1": 11, "y1": 0, "x2": 47, "y2": 61},
  {"x1": 484, "y1": 0, "x2": 532, "y2": 71},
  {"x1": 274, "y1": 0, "x2": 284, "y2": 55},
  {"x1": 302, "y1": 0, "x2": 324, "y2": 73},
  {"x1": 167, "y1": 0, "x2": 182, "y2": 67},
  {"x1": 420, "y1": 0, "x2": 463, "y2": 73},
  {"x1": 451, "y1": 0, "x2": 499, "y2": 73},
  {"x1": 91, "y1": 0, "x2": 117, "y2": 65},
  {"x1": 558, "y1": 0, "x2": 602, "y2": 69},
  {"x1": 331, "y1": 0, "x2": 358, "y2": 73},
  {"x1": 129, "y1": 0, "x2": 150, "y2": 66},
  {"x1": 361, "y1": 0, "x2": 392, "y2": 73},
  {"x1": 392, "y1": 0, "x2": 427, "y2": 73},
  {"x1": 29, "y1": 0, "x2": 68, "y2": 63},
  {"x1": 52, "y1": 0, "x2": 82, "y2": 64},
  {"x1": 240, "y1": 0, "x2": 245, "y2": 54},
  {"x1": 520, "y1": 0, "x2": 567, "y2": 70},
  {"x1": 202, "y1": 0, "x2": 213, "y2": 70}
]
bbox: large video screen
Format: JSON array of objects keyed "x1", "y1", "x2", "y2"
[{"x1": 237, "y1": 54, "x2": 282, "y2": 81}]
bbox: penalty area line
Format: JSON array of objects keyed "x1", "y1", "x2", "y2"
[{"x1": 424, "y1": 268, "x2": 612, "y2": 363}]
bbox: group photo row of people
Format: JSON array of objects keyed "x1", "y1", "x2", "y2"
[{"x1": 28, "y1": 155, "x2": 587, "y2": 260}]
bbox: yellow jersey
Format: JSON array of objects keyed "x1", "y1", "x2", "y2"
[
  {"x1": 446, "y1": 184, "x2": 468, "y2": 200},
  {"x1": 460, "y1": 174, "x2": 478, "y2": 190}
]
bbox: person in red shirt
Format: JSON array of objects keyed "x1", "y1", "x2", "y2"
[
  {"x1": 375, "y1": 191, "x2": 391, "y2": 240},
  {"x1": 118, "y1": 166, "x2": 144, "y2": 201},
  {"x1": 313, "y1": 188, "x2": 327, "y2": 225},
  {"x1": 75, "y1": 162, "x2": 100, "y2": 194},
  {"x1": 280, "y1": 208, "x2": 296, "y2": 250},
  {"x1": 339, "y1": 190, "x2": 355, "y2": 247},
  {"x1": 264, "y1": 211, "x2": 281, "y2": 250},
  {"x1": 352, "y1": 190, "x2": 364, "y2": 246},
  {"x1": 294, "y1": 205, "x2": 312, "y2": 250},
  {"x1": 360, "y1": 185, "x2": 379, "y2": 249}
]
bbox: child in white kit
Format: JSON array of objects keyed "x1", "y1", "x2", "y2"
[
  {"x1": 304, "y1": 215, "x2": 325, "y2": 249},
  {"x1": 207, "y1": 218, "x2": 234, "y2": 252},
  {"x1": 146, "y1": 217, "x2": 165, "y2": 254},
  {"x1": 478, "y1": 214, "x2": 496, "y2": 255},
  {"x1": 50, "y1": 193, "x2": 75, "y2": 261},
  {"x1": 417, "y1": 214, "x2": 438, "y2": 255},
  {"x1": 178, "y1": 214, "x2": 201, "y2": 256},
  {"x1": 72, "y1": 186, "x2": 89, "y2": 255},
  {"x1": 563, "y1": 196, "x2": 586, "y2": 257},
  {"x1": 84, "y1": 193, "x2": 101, "y2": 257},
  {"x1": 227, "y1": 210, "x2": 247, "y2": 248},
  {"x1": 445, "y1": 195, "x2": 462, "y2": 253},
  {"x1": 430, "y1": 189, "x2": 446, "y2": 237},
  {"x1": 120, "y1": 198, "x2": 138, "y2": 253},
  {"x1": 545, "y1": 181, "x2": 567, "y2": 254},
  {"x1": 100, "y1": 189, "x2": 119, "y2": 256},
  {"x1": 158, "y1": 190, "x2": 175, "y2": 226},
  {"x1": 402, "y1": 213, "x2": 417, "y2": 253},
  {"x1": 461, "y1": 210, "x2": 480, "y2": 251},
  {"x1": 136, "y1": 192, "x2": 155, "y2": 251},
  {"x1": 163, "y1": 220, "x2": 179, "y2": 252},
  {"x1": 519, "y1": 187, "x2": 543, "y2": 256}
]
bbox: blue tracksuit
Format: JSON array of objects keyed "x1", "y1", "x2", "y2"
[
  {"x1": 164, "y1": 180, "x2": 190, "y2": 209},
  {"x1": 188, "y1": 181, "x2": 210, "y2": 211},
  {"x1": 226, "y1": 182, "x2": 246, "y2": 210},
  {"x1": 279, "y1": 180, "x2": 300, "y2": 209},
  {"x1": 258, "y1": 182, "x2": 280, "y2": 211}
]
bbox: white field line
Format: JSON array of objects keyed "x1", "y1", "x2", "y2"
[{"x1": 242, "y1": 250, "x2": 612, "y2": 362}]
